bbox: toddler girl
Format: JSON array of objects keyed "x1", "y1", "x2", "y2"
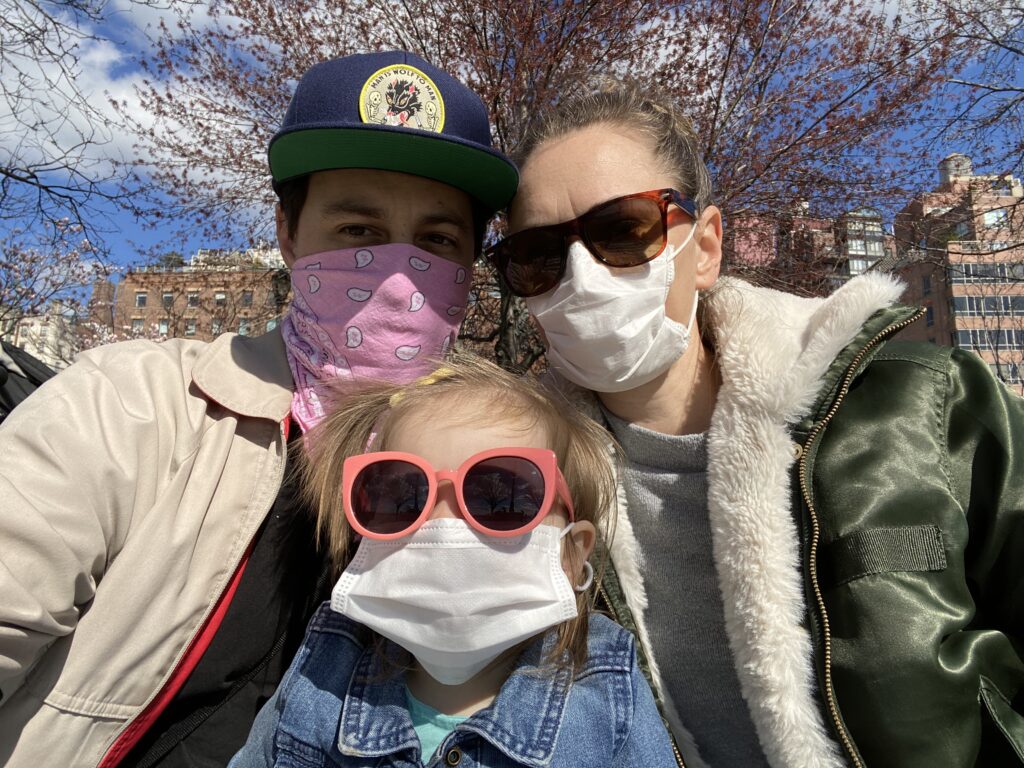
[{"x1": 230, "y1": 354, "x2": 678, "y2": 767}]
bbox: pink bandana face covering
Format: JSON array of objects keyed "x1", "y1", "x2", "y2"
[{"x1": 282, "y1": 244, "x2": 470, "y2": 432}]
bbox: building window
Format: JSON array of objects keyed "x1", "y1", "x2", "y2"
[
  {"x1": 992, "y1": 362, "x2": 1022, "y2": 384},
  {"x1": 847, "y1": 238, "x2": 866, "y2": 255},
  {"x1": 162, "y1": 292, "x2": 173, "y2": 309},
  {"x1": 983, "y1": 209, "x2": 1008, "y2": 229},
  {"x1": 922, "y1": 275, "x2": 931, "y2": 295},
  {"x1": 211, "y1": 319, "x2": 222, "y2": 336},
  {"x1": 952, "y1": 295, "x2": 1024, "y2": 316},
  {"x1": 956, "y1": 328, "x2": 1024, "y2": 350},
  {"x1": 238, "y1": 318, "x2": 250, "y2": 336},
  {"x1": 185, "y1": 319, "x2": 197, "y2": 337},
  {"x1": 135, "y1": 292, "x2": 147, "y2": 308},
  {"x1": 187, "y1": 292, "x2": 199, "y2": 308},
  {"x1": 266, "y1": 318, "x2": 279, "y2": 332},
  {"x1": 948, "y1": 263, "x2": 1024, "y2": 283},
  {"x1": 866, "y1": 240, "x2": 884, "y2": 256},
  {"x1": 925, "y1": 306, "x2": 934, "y2": 326},
  {"x1": 848, "y1": 258, "x2": 868, "y2": 275},
  {"x1": 214, "y1": 291, "x2": 227, "y2": 308},
  {"x1": 131, "y1": 318, "x2": 144, "y2": 333},
  {"x1": 158, "y1": 318, "x2": 169, "y2": 335},
  {"x1": 242, "y1": 290, "x2": 253, "y2": 307}
]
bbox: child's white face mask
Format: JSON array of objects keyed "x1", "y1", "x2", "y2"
[
  {"x1": 330, "y1": 518, "x2": 578, "y2": 685},
  {"x1": 527, "y1": 232, "x2": 698, "y2": 393}
]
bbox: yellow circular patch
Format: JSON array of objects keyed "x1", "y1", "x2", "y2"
[{"x1": 358, "y1": 63, "x2": 446, "y2": 133}]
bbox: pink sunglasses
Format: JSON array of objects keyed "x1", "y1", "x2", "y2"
[{"x1": 342, "y1": 447, "x2": 575, "y2": 540}]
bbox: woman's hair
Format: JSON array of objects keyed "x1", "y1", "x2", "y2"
[
  {"x1": 513, "y1": 78, "x2": 715, "y2": 213},
  {"x1": 299, "y1": 351, "x2": 618, "y2": 671}
]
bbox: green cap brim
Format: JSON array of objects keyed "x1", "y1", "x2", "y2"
[{"x1": 269, "y1": 128, "x2": 518, "y2": 216}]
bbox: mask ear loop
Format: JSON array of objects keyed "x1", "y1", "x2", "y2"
[
  {"x1": 557, "y1": 523, "x2": 593, "y2": 592},
  {"x1": 663, "y1": 221, "x2": 700, "y2": 337},
  {"x1": 574, "y1": 561, "x2": 594, "y2": 593}
]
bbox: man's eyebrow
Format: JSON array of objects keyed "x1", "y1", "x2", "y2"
[
  {"x1": 421, "y1": 211, "x2": 472, "y2": 231},
  {"x1": 317, "y1": 203, "x2": 470, "y2": 231},
  {"x1": 319, "y1": 200, "x2": 386, "y2": 219}
]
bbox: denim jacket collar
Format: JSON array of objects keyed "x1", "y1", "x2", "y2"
[{"x1": 337, "y1": 629, "x2": 574, "y2": 767}]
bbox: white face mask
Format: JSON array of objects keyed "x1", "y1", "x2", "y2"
[
  {"x1": 330, "y1": 519, "x2": 578, "y2": 685},
  {"x1": 527, "y1": 231, "x2": 698, "y2": 393}
]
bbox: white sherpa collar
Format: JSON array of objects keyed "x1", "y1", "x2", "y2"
[{"x1": 702, "y1": 273, "x2": 904, "y2": 768}]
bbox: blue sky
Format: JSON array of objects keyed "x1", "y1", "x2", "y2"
[{"x1": 0, "y1": 0, "x2": 250, "y2": 270}]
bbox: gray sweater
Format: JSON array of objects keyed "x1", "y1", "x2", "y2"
[{"x1": 603, "y1": 407, "x2": 769, "y2": 767}]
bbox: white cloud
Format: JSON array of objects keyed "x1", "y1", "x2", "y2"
[{"x1": 0, "y1": 1, "x2": 215, "y2": 180}]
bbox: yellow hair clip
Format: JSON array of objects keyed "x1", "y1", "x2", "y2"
[{"x1": 388, "y1": 366, "x2": 455, "y2": 408}]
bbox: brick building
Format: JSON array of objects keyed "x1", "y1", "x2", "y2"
[
  {"x1": 88, "y1": 246, "x2": 289, "y2": 345},
  {"x1": 725, "y1": 205, "x2": 895, "y2": 291},
  {"x1": 893, "y1": 154, "x2": 1024, "y2": 393}
]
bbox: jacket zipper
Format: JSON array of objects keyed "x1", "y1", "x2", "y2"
[
  {"x1": 596, "y1": 581, "x2": 687, "y2": 768},
  {"x1": 796, "y1": 309, "x2": 924, "y2": 768},
  {"x1": 96, "y1": 420, "x2": 289, "y2": 768}
]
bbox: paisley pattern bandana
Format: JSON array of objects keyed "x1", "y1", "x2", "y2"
[{"x1": 282, "y1": 244, "x2": 470, "y2": 432}]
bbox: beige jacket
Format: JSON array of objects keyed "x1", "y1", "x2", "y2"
[{"x1": 0, "y1": 329, "x2": 294, "y2": 767}]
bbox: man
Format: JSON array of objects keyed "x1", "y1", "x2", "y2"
[{"x1": 0, "y1": 51, "x2": 516, "y2": 768}]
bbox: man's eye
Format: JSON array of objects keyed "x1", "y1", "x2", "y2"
[
  {"x1": 426, "y1": 233, "x2": 458, "y2": 247},
  {"x1": 340, "y1": 225, "x2": 371, "y2": 237}
]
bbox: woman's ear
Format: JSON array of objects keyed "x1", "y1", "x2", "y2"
[
  {"x1": 561, "y1": 520, "x2": 596, "y2": 587},
  {"x1": 694, "y1": 204, "x2": 723, "y2": 290}
]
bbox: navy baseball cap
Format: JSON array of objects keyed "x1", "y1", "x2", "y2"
[{"x1": 268, "y1": 51, "x2": 518, "y2": 216}]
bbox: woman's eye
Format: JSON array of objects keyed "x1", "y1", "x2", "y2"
[{"x1": 606, "y1": 218, "x2": 644, "y2": 236}]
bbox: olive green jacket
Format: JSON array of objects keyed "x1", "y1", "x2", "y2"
[{"x1": 591, "y1": 274, "x2": 1024, "y2": 767}]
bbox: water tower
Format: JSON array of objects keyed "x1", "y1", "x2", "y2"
[{"x1": 938, "y1": 153, "x2": 973, "y2": 186}]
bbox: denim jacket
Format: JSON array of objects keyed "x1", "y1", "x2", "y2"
[{"x1": 230, "y1": 603, "x2": 678, "y2": 767}]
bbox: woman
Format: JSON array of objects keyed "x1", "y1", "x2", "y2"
[{"x1": 486, "y1": 81, "x2": 1024, "y2": 767}]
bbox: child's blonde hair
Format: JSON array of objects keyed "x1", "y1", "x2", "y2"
[{"x1": 299, "y1": 352, "x2": 617, "y2": 670}]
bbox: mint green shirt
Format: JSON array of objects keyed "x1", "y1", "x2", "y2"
[{"x1": 404, "y1": 686, "x2": 469, "y2": 762}]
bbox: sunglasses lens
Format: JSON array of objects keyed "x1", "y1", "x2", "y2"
[
  {"x1": 462, "y1": 457, "x2": 546, "y2": 532},
  {"x1": 350, "y1": 460, "x2": 429, "y2": 535},
  {"x1": 493, "y1": 231, "x2": 565, "y2": 297},
  {"x1": 584, "y1": 196, "x2": 665, "y2": 267}
]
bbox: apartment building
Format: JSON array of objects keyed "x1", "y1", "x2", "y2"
[
  {"x1": 893, "y1": 154, "x2": 1024, "y2": 393},
  {"x1": 725, "y1": 205, "x2": 895, "y2": 293},
  {"x1": 88, "y1": 246, "x2": 289, "y2": 344},
  {"x1": 6, "y1": 302, "x2": 78, "y2": 369}
]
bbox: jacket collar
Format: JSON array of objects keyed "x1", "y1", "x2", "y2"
[
  {"x1": 698, "y1": 273, "x2": 907, "y2": 768},
  {"x1": 338, "y1": 630, "x2": 574, "y2": 766},
  {"x1": 191, "y1": 328, "x2": 294, "y2": 421}
]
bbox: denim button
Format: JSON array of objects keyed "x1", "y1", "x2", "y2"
[{"x1": 444, "y1": 746, "x2": 463, "y2": 765}]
